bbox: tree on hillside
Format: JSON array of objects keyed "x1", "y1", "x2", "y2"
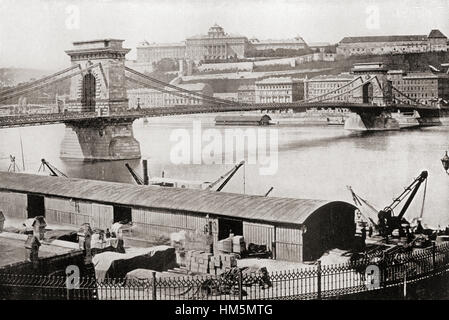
[{"x1": 152, "y1": 58, "x2": 179, "y2": 72}]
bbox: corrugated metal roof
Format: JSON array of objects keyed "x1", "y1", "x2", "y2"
[{"x1": 0, "y1": 172, "x2": 356, "y2": 226}]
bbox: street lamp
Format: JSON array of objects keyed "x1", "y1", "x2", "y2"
[
  {"x1": 441, "y1": 151, "x2": 449, "y2": 174},
  {"x1": 203, "y1": 214, "x2": 216, "y2": 254}
]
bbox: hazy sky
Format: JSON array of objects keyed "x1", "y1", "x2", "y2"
[{"x1": 0, "y1": 0, "x2": 448, "y2": 69}]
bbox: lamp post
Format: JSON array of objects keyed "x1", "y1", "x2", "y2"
[
  {"x1": 441, "y1": 151, "x2": 449, "y2": 174},
  {"x1": 204, "y1": 214, "x2": 215, "y2": 254}
]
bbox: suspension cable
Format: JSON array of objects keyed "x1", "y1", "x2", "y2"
[
  {"x1": 392, "y1": 87, "x2": 429, "y2": 107},
  {"x1": 0, "y1": 65, "x2": 80, "y2": 96},
  {"x1": 126, "y1": 76, "x2": 221, "y2": 106},
  {"x1": 305, "y1": 76, "x2": 364, "y2": 103},
  {"x1": 125, "y1": 67, "x2": 238, "y2": 106},
  {"x1": 0, "y1": 63, "x2": 100, "y2": 104}
]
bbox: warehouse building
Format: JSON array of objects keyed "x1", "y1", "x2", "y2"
[{"x1": 0, "y1": 172, "x2": 357, "y2": 262}]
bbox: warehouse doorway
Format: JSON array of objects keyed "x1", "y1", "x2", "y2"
[
  {"x1": 27, "y1": 194, "x2": 45, "y2": 218},
  {"x1": 113, "y1": 205, "x2": 132, "y2": 224},
  {"x1": 218, "y1": 218, "x2": 243, "y2": 240}
]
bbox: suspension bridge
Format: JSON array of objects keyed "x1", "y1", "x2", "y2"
[{"x1": 0, "y1": 39, "x2": 447, "y2": 160}]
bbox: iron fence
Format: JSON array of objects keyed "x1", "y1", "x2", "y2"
[{"x1": 1, "y1": 242, "x2": 449, "y2": 300}]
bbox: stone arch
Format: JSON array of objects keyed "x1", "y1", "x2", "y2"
[
  {"x1": 81, "y1": 72, "x2": 96, "y2": 111},
  {"x1": 362, "y1": 82, "x2": 374, "y2": 104}
]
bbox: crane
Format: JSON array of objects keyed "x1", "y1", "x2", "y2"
[
  {"x1": 38, "y1": 159, "x2": 68, "y2": 177},
  {"x1": 377, "y1": 171, "x2": 428, "y2": 237},
  {"x1": 206, "y1": 160, "x2": 245, "y2": 192},
  {"x1": 264, "y1": 187, "x2": 274, "y2": 197},
  {"x1": 8, "y1": 155, "x2": 20, "y2": 172},
  {"x1": 125, "y1": 163, "x2": 145, "y2": 185}
]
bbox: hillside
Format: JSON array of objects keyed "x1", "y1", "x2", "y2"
[{"x1": 0, "y1": 68, "x2": 54, "y2": 88}]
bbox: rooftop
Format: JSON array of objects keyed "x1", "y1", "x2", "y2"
[
  {"x1": 238, "y1": 84, "x2": 256, "y2": 91},
  {"x1": 428, "y1": 29, "x2": 447, "y2": 39},
  {"x1": 137, "y1": 41, "x2": 186, "y2": 48},
  {"x1": 0, "y1": 232, "x2": 77, "y2": 269},
  {"x1": 165, "y1": 83, "x2": 211, "y2": 92},
  {"x1": 308, "y1": 73, "x2": 355, "y2": 82},
  {"x1": 340, "y1": 34, "x2": 428, "y2": 44},
  {"x1": 256, "y1": 77, "x2": 303, "y2": 84},
  {"x1": 402, "y1": 72, "x2": 448, "y2": 79},
  {"x1": 250, "y1": 37, "x2": 306, "y2": 45},
  {"x1": 0, "y1": 172, "x2": 356, "y2": 227}
]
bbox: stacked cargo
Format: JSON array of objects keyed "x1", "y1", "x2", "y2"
[
  {"x1": 216, "y1": 237, "x2": 232, "y2": 252},
  {"x1": 182, "y1": 250, "x2": 239, "y2": 275},
  {"x1": 217, "y1": 235, "x2": 246, "y2": 255},
  {"x1": 232, "y1": 236, "x2": 246, "y2": 254},
  {"x1": 184, "y1": 250, "x2": 212, "y2": 274},
  {"x1": 208, "y1": 253, "x2": 238, "y2": 275}
]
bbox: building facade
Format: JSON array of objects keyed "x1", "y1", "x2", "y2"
[
  {"x1": 127, "y1": 88, "x2": 164, "y2": 109},
  {"x1": 186, "y1": 24, "x2": 248, "y2": 62},
  {"x1": 237, "y1": 84, "x2": 256, "y2": 104},
  {"x1": 136, "y1": 41, "x2": 186, "y2": 66},
  {"x1": 305, "y1": 63, "x2": 393, "y2": 106},
  {"x1": 255, "y1": 77, "x2": 304, "y2": 103},
  {"x1": 248, "y1": 36, "x2": 307, "y2": 51},
  {"x1": 337, "y1": 29, "x2": 448, "y2": 57},
  {"x1": 127, "y1": 83, "x2": 213, "y2": 108},
  {"x1": 304, "y1": 73, "x2": 356, "y2": 102},
  {"x1": 387, "y1": 70, "x2": 449, "y2": 106}
]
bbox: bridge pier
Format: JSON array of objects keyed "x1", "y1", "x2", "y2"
[
  {"x1": 60, "y1": 118, "x2": 141, "y2": 160},
  {"x1": 344, "y1": 112, "x2": 400, "y2": 131}
]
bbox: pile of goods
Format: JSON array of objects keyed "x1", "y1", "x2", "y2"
[{"x1": 182, "y1": 250, "x2": 238, "y2": 275}]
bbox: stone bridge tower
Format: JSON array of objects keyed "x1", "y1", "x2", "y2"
[{"x1": 60, "y1": 39, "x2": 141, "y2": 160}]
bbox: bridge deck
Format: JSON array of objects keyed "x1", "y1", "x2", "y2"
[{"x1": 0, "y1": 103, "x2": 443, "y2": 128}]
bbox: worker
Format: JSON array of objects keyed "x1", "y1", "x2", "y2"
[
  {"x1": 258, "y1": 267, "x2": 272, "y2": 289},
  {"x1": 361, "y1": 226, "x2": 367, "y2": 250},
  {"x1": 368, "y1": 225, "x2": 373, "y2": 238},
  {"x1": 105, "y1": 228, "x2": 111, "y2": 239},
  {"x1": 361, "y1": 226, "x2": 367, "y2": 241},
  {"x1": 406, "y1": 225, "x2": 414, "y2": 244},
  {"x1": 116, "y1": 229, "x2": 125, "y2": 254},
  {"x1": 415, "y1": 220, "x2": 424, "y2": 234}
]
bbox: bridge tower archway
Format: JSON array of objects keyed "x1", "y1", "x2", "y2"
[
  {"x1": 81, "y1": 72, "x2": 96, "y2": 111},
  {"x1": 362, "y1": 82, "x2": 374, "y2": 104}
]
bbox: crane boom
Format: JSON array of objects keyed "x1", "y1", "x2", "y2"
[
  {"x1": 39, "y1": 159, "x2": 67, "y2": 177},
  {"x1": 378, "y1": 170, "x2": 428, "y2": 236},
  {"x1": 215, "y1": 161, "x2": 245, "y2": 192},
  {"x1": 206, "y1": 160, "x2": 245, "y2": 191},
  {"x1": 125, "y1": 163, "x2": 144, "y2": 185}
]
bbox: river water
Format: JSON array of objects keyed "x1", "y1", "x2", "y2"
[{"x1": 1, "y1": 115, "x2": 448, "y2": 228}]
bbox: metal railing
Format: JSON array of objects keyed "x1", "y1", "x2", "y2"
[{"x1": 1, "y1": 242, "x2": 449, "y2": 300}]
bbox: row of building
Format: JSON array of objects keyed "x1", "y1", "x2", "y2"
[
  {"x1": 135, "y1": 25, "x2": 448, "y2": 67},
  {"x1": 127, "y1": 64, "x2": 449, "y2": 109},
  {"x1": 337, "y1": 29, "x2": 448, "y2": 57},
  {"x1": 304, "y1": 64, "x2": 449, "y2": 107},
  {"x1": 127, "y1": 77, "x2": 306, "y2": 108}
]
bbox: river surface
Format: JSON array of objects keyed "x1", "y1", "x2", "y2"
[{"x1": 1, "y1": 115, "x2": 448, "y2": 228}]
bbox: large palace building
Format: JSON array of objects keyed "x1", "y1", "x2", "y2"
[
  {"x1": 185, "y1": 24, "x2": 248, "y2": 61},
  {"x1": 135, "y1": 24, "x2": 311, "y2": 66},
  {"x1": 337, "y1": 29, "x2": 448, "y2": 57}
]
